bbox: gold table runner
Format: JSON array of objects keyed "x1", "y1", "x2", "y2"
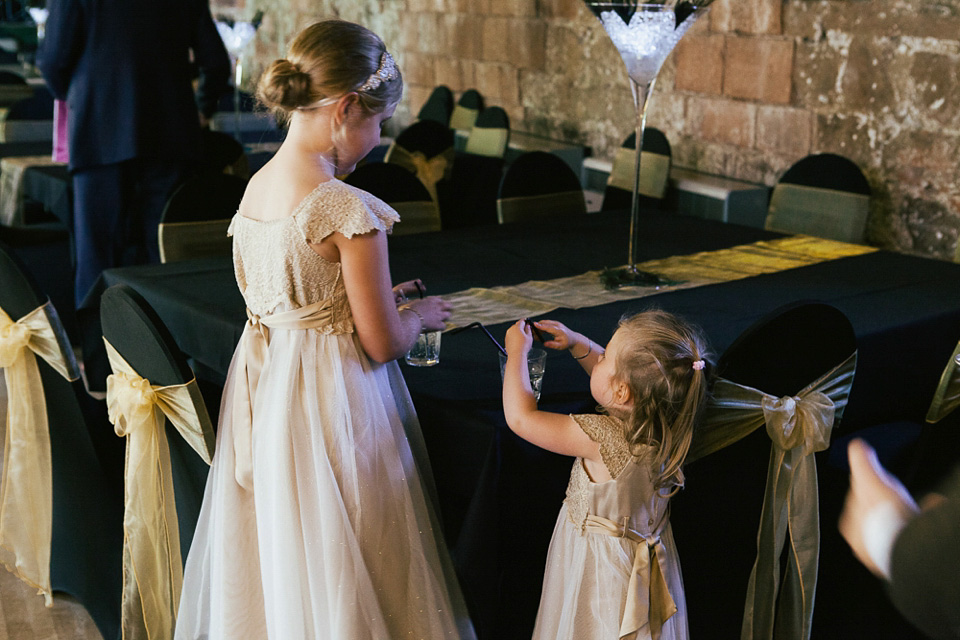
[{"x1": 442, "y1": 235, "x2": 877, "y2": 330}]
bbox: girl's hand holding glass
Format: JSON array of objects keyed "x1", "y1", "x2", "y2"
[
  {"x1": 403, "y1": 296, "x2": 451, "y2": 332},
  {"x1": 392, "y1": 279, "x2": 425, "y2": 304}
]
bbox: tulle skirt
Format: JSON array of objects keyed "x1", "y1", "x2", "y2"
[
  {"x1": 532, "y1": 504, "x2": 688, "y2": 640},
  {"x1": 175, "y1": 328, "x2": 474, "y2": 639}
]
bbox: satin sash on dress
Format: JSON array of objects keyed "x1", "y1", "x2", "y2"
[
  {"x1": 584, "y1": 514, "x2": 677, "y2": 640},
  {"x1": 105, "y1": 340, "x2": 212, "y2": 640},
  {"x1": 232, "y1": 299, "x2": 338, "y2": 490},
  {"x1": 689, "y1": 352, "x2": 857, "y2": 640},
  {"x1": 0, "y1": 303, "x2": 79, "y2": 607}
]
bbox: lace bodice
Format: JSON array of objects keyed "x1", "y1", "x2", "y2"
[
  {"x1": 228, "y1": 180, "x2": 399, "y2": 328},
  {"x1": 564, "y1": 414, "x2": 667, "y2": 535}
]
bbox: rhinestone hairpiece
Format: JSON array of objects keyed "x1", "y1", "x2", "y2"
[{"x1": 358, "y1": 51, "x2": 398, "y2": 92}]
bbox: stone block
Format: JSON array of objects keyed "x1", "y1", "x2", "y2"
[
  {"x1": 474, "y1": 62, "x2": 520, "y2": 104},
  {"x1": 540, "y1": 0, "x2": 583, "y2": 21},
  {"x1": 401, "y1": 52, "x2": 436, "y2": 88},
  {"x1": 441, "y1": 14, "x2": 484, "y2": 60},
  {"x1": 710, "y1": 0, "x2": 782, "y2": 35},
  {"x1": 489, "y1": 0, "x2": 536, "y2": 18},
  {"x1": 674, "y1": 34, "x2": 724, "y2": 95},
  {"x1": 723, "y1": 36, "x2": 793, "y2": 104},
  {"x1": 482, "y1": 17, "x2": 546, "y2": 69},
  {"x1": 909, "y1": 52, "x2": 960, "y2": 129},
  {"x1": 688, "y1": 97, "x2": 756, "y2": 147},
  {"x1": 434, "y1": 58, "x2": 476, "y2": 92},
  {"x1": 756, "y1": 106, "x2": 812, "y2": 158}
]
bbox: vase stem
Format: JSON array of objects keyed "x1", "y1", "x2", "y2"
[{"x1": 627, "y1": 78, "x2": 656, "y2": 269}]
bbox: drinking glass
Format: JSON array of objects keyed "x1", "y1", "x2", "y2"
[
  {"x1": 500, "y1": 348, "x2": 547, "y2": 402},
  {"x1": 405, "y1": 330, "x2": 442, "y2": 366}
]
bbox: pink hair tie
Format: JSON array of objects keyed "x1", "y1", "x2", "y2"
[{"x1": 692, "y1": 359, "x2": 705, "y2": 371}]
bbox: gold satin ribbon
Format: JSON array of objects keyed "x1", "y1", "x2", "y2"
[
  {"x1": 0, "y1": 303, "x2": 79, "y2": 607},
  {"x1": 232, "y1": 299, "x2": 338, "y2": 490},
  {"x1": 925, "y1": 339, "x2": 960, "y2": 423},
  {"x1": 386, "y1": 144, "x2": 453, "y2": 205},
  {"x1": 584, "y1": 514, "x2": 677, "y2": 640},
  {"x1": 688, "y1": 352, "x2": 857, "y2": 640},
  {"x1": 105, "y1": 340, "x2": 213, "y2": 640}
]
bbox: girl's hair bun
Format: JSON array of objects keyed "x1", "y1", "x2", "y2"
[{"x1": 257, "y1": 58, "x2": 313, "y2": 112}]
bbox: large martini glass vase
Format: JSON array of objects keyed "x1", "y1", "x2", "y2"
[{"x1": 586, "y1": 2, "x2": 710, "y2": 286}]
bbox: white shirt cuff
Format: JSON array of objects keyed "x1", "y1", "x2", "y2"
[{"x1": 862, "y1": 501, "x2": 911, "y2": 580}]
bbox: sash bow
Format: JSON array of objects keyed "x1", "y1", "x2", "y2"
[
  {"x1": 0, "y1": 303, "x2": 78, "y2": 606},
  {"x1": 386, "y1": 145, "x2": 452, "y2": 205},
  {"x1": 105, "y1": 340, "x2": 212, "y2": 640},
  {"x1": 692, "y1": 352, "x2": 857, "y2": 640},
  {"x1": 584, "y1": 514, "x2": 677, "y2": 640}
]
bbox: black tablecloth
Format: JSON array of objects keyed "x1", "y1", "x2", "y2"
[{"x1": 86, "y1": 211, "x2": 960, "y2": 638}]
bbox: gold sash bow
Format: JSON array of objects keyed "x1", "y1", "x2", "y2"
[
  {"x1": 233, "y1": 300, "x2": 336, "y2": 490},
  {"x1": 386, "y1": 145, "x2": 453, "y2": 205},
  {"x1": 690, "y1": 352, "x2": 857, "y2": 640},
  {"x1": 584, "y1": 514, "x2": 677, "y2": 640},
  {"x1": 926, "y1": 339, "x2": 960, "y2": 423},
  {"x1": 105, "y1": 340, "x2": 212, "y2": 640},
  {"x1": 0, "y1": 303, "x2": 79, "y2": 606}
]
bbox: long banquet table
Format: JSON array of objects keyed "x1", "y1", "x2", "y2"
[{"x1": 87, "y1": 210, "x2": 960, "y2": 639}]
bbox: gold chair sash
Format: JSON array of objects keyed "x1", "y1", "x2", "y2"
[
  {"x1": 465, "y1": 128, "x2": 509, "y2": 158},
  {"x1": 925, "y1": 339, "x2": 960, "y2": 423},
  {"x1": 233, "y1": 299, "x2": 336, "y2": 490},
  {"x1": 608, "y1": 148, "x2": 671, "y2": 200},
  {"x1": 0, "y1": 303, "x2": 79, "y2": 607},
  {"x1": 105, "y1": 340, "x2": 212, "y2": 640},
  {"x1": 385, "y1": 143, "x2": 453, "y2": 206},
  {"x1": 688, "y1": 351, "x2": 856, "y2": 640},
  {"x1": 584, "y1": 514, "x2": 677, "y2": 640}
]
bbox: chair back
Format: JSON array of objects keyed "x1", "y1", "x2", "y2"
[
  {"x1": 417, "y1": 84, "x2": 454, "y2": 126},
  {"x1": 602, "y1": 128, "x2": 672, "y2": 211},
  {"x1": 0, "y1": 241, "x2": 124, "y2": 640},
  {"x1": 385, "y1": 119, "x2": 455, "y2": 207},
  {"x1": 345, "y1": 162, "x2": 441, "y2": 235},
  {"x1": 100, "y1": 283, "x2": 215, "y2": 637},
  {"x1": 198, "y1": 129, "x2": 249, "y2": 177},
  {"x1": 765, "y1": 153, "x2": 871, "y2": 243},
  {"x1": 465, "y1": 106, "x2": 510, "y2": 158},
  {"x1": 497, "y1": 151, "x2": 586, "y2": 224},
  {"x1": 672, "y1": 301, "x2": 856, "y2": 640},
  {"x1": 158, "y1": 173, "x2": 247, "y2": 263},
  {"x1": 449, "y1": 88, "x2": 484, "y2": 130},
  {"x1": 101, "y1": 284, "x2": 215, "y2": 553}
]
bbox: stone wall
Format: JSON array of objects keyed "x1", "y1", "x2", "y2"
[{"x1": 212, "y1": 0, "x2": 960, "y2": 259}]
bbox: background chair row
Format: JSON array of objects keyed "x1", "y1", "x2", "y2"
[{"x1": 0, "y1": 245, "x2": 216, "y2": 639}]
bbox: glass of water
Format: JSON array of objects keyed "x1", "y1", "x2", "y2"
[
  {"x1": 405, "y1": 330, "x2": 442, "y2": 366},
  {"x1": 499, "y1": 348, "x2": 547, "y2": 401}
]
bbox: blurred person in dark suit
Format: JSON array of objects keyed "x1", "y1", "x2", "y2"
[
  {"x1": 38, "y1": 0, "x2": 230, "y2": 305},
  {"x1": 840, "y1": 438, "x2": 960, "y2": 639}
]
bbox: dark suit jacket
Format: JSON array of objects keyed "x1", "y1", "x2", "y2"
[
  {"x1": 889, "y1": 466, "x2": 960, "y2": 639},
  {"x1": 38, "y1": 0, "x2": 230, "y2": 172}
]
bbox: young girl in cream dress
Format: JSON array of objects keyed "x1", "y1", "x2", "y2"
[
  {"x1": 502, "y1": 311, "x2": 712, "y2": 640},
  {"x1": 176, "y1": 20, "x2": 474, "y2": 639}
]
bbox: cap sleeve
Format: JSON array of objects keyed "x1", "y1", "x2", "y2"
[
  {"x1": 571, "y1": 413, "x2": 633, "y2": 479},
  {"x1": 295, "y1": 180, "x2": 400, "y2": 244}
]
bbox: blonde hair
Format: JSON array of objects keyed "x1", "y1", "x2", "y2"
[
  {"x1": 611, "y1": 310, "x2": 712, "y2": 495},
  {"x1": 257, "y1": 20, "x2": 402, "y2": 119}
]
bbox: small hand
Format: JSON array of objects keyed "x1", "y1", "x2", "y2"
[
  {"x1": 505, "y1": 319, "x2": 533, "y2": 357},
  {"x1": 393, "y1": 279, "x2": 425, "y2": 304},
  {"x1": 839, "y1": 438, "x2": 919, "y2": 578},
  {"x1": 533, "y1": 319, "x2": 576, "y2": 351},
  {"x1": 407, "y1": 295, "x2": 450, "y2": 331}
]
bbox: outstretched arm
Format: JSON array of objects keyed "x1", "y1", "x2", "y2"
[{"x1": 502, "y1": 320, "x2": 600, "y2": 461}]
